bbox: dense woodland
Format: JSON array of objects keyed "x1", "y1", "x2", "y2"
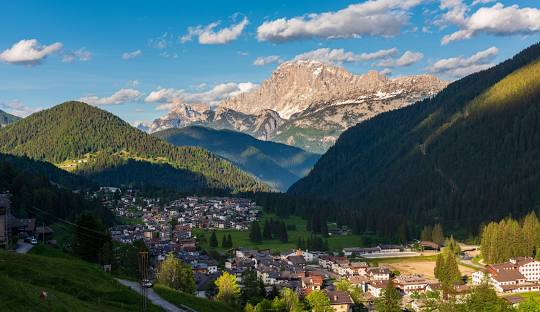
[
  {"x1": 288, "y1": 42, "x2": 540, "y2": 239},
  {"x1": 154, "y1": 126, "x2": 320, "y2": 191},
  {"x1": 0, "y1": 159, "x2": 113, "y2": 225},
  {"x1": 0, "y1": 102, "x2": 268, "y2": 193}
]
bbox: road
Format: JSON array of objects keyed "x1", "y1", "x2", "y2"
[
  {"x1": 15, "y1": 240, "x2": 34, "y2": 254},
  {"x1": 116, "y1": 279, "x2": 188, "y2": 312}
]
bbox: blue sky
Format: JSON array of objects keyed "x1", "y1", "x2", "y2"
[{"x1": 1, "y1": 0, "x2": 539, "y2": 124}]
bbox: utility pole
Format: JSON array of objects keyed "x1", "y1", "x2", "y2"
[{"x1": 138, "y1": 251, "x2": 149, "y2": 312}]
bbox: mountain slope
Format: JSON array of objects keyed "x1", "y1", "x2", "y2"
[
  {"x1": 149, "y1": 62, "x2": 447, "y2": 153},
  {"x1": 154, "y1": 126, "x2": 320, "y2": 191},
  {"x1": 0, "y1": 109, "x2": 20, "y2": 127},
  {"x1": 0, "y1": 101, "x2": 268, "y2": 193},
  {"x1": 289, "y1": 42, "x2": 540, "y2": 234}
]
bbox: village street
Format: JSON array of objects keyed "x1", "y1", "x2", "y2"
[{"x1": 15, "y1": 239, "x2": 33, "y2": 254}]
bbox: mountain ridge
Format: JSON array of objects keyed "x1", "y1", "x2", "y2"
[
  {"x1": 148, "y1": 61, "x2": 448, "y2": 153},
  {"x1": 0, "y1": 109, "x2": 20, "y2": 127},
  {"x1": 153, "y1": 125, "x2": 320, "y2": 191}
]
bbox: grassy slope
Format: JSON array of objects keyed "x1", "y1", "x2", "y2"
[
  {"x1": 0, "y1": 247, "x2": 162, "y2": 312},
  {"x1": 154, "y1": 284, "x2": 238, "y2": 312},
  {"x1": 193, "y1": 212, "x2": 381, "y2": 252}
]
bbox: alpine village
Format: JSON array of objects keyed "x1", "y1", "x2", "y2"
[{"x1": 2, "y1": 1, "x2": 540, "y2": 312}]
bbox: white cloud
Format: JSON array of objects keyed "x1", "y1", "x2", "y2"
[
  {"x1": 80, "y1": 88, "x2": 143, "y2": 106},
  {"x1": 256, "y1": 0, "x2": 423, "y2": 42},
  {"x1": 375, "y1": 50, "x2": 424, "y2": 67},
  {"x1": 0, "y1": 100, "x2": 40, "y2": 117},
  {"x1": 294, "y1": 47, "x2": 398, "y2": 65},
  {"x1": 122, "y1": 49, "x2": 141, "y2": 60},
  {"x1": 0, "y1": 39, "x2": 63, "y2": 65},
  {"x1": 379, "y1": 68, "x2": 392, "y2": 76},
  {"x1": 428, "y1": 46, "x2": 498, "y2": 78},
  {"x1": 253, "y1": 55, "x2": 284, "y2": 66},
  {"x1": 181, "y1": 17, "x2": 249, "y2": 44},
  {"x1": 148, "y1": 33, "x2": 173, "y2": 49},
  {"x1": 471, "y1": 0, "x2": 495, "y2": 6},
  {"x1": 441, "y1": 3, "x2": 540, "y2": 44},
  {"x1": 62, "y1": 48, "x2": 92, "y2": 63},
  {"x1": 145, "y1": 82, "x2": 257, "y2": 109},
  {"x1": 437, "y1": 0, "x2": 469, "y2": 27}
]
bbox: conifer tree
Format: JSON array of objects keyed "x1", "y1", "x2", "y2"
[
  {"x1": 432, "y1": 224, "x2": 445, "y2": 246},
  {"x1": 249, "y1": 221, "x2": 262, "y2": 243},
  {"x1": 209, "y1": 230, "x2": 218, "y2": 248}
]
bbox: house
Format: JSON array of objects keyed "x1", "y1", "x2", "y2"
[
  {"x1": 287, "y1": 255, "x2": 307, "y2": 267},
  {"x1": 367, "y1": 267, "x2": 391, "y2": 281},
  {"x1": 35, "y1": 226, "x2": 54, "y2": 243},
  {"x1": 419, "y1": 241, "x2": 440, "y2": 251},
  {"x1": 472, "y1": 257, "x2": 540, "y2": 293},
  {"x1": 393, "y1": 274, "x2": 429, "y2": 294},
  {"x1": 349, "y1": 275, "x2": 369, "y2": 292},
  {"x1": 286, "y1": 249, "x2": 317, "y2": 262},
  {"x1": 325, "y1": 290, "x2": 354, "y2": 312},
  {"x1": 301, "y1": 276, "x2": 323, "y2": 291},
  {"x1": 368, "y1": 280, "x2": 390, "y2": 298}
]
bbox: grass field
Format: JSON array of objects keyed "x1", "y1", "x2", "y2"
[
  {"x1": 154, "y1": 284, "x2": 239, "y2": 312},
  {"x1": 0, "y1": 245, "x2": 163, "y2": 312},
  {"x1": 193, "y1": 212, "x2": 380, "y2": 253}
]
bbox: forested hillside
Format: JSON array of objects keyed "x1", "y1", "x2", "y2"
[
  {"x1": 0, "y1": 109, "x2": 19, "y2": 127},
  {"x1": 154, "y1": 126, "x2": 320, "y2": 190},
  {"x1": 289, "y1": 42, "x2": 540, "y2": 238},
  {"x1": 0, "y1": 159, "x2": 113, "y2": 225},
  {"x1": 0, "y1": 102, "x2": 269, "y2": 193}
]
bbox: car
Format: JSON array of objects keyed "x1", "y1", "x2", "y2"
[
  {"x1": 24, "y1": 236, "x2": 34, "y2": 244},
  {"x1": 142, "y1": 279, "x2": 153, "y2": 288},
  {"x1": 30, "y1": 238, "x2": 38, "y2": 245}
]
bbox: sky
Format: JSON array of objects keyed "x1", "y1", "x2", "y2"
[{"x1": 0, "y1": 0, "x2": 539, "y2": 124}]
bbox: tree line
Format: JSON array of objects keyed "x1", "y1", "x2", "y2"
[{"x1": 480, "y1": 212, "x2": 540, "y2": 264}]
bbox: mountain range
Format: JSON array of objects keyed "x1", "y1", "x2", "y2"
[
  {"x1": 0, "y1": 102, "x2": 268, "y2": 193},
  {"x1": 289, "y1": 42, "x2": 540, "y2": 234},
  {"x1": 154, "y1": 126, "x2": 320, "y2": 191},
  {"x1": 0, "y1": 109, "x2": 20, "y2": 127},
  {"x1": 147, "y1": 61, "x2": 447, "y2": 153}
]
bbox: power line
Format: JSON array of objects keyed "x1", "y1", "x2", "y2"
[{"x1": 26, "y1": 206, "x2": 109, "y2": 236}]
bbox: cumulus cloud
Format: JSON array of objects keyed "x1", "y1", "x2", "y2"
[
  {"x1": 253, "y1": 55, "x2": 283, "y2": 66},
  {"x1": 145, "y1": 82, "x2": 257, "y2": 110},
  {"x1": 62, "y1": 48, "x2": 92, "y2": 63},
  {"x1": 0, "y1": 39, "x2": 63, "y2": 65},
  {"x1": 375, "y1": 50, "x2": 424, "y2": 67},
  {"x1": 294, "y1": 47, "x2": 398, "y2": 65},
  {"x1": 0, "y1": 100, "x2": 40, "y2": 117},
  {"x1": 437, "y1": 0, "x2": 469, "y2": 27},
  {"x1": 256, "y1": 0, "x2": 423, "y2": 42},
  {"x1": 441, "y1": 3, "x2": 540, "y2": 44},
  {"x1": 428, "y1": 46, "x2": 498, "y2": 78},
  {"x1": 80, "y1": 88, "x2": 143, "y2": 106},
  {"x1": 181, "y1": 17, "x2": 249, "y2": 44},
  {"x1": 122, "y1": 49, "x2": 141, "y2": 60}
]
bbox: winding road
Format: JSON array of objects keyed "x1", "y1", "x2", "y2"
[{"x1": 116, "y1": 279, "x2": 188, "y2": 312}]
